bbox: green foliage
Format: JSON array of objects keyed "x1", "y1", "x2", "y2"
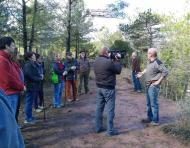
[
  {"x1": 93, "y1": 28, "x2": 125, "y2": 50},
  {"x1": 162, "y1": 124, "x2": 190, "y2": 142},
  {"x1": 160, "y1": 13, "x2": 190, "y2": 101},
  {"x1": 110, "y1": 40, "x2": 132, "y2": 53},
  {"x1": 0, "y1": 0, "x2": 10, "y2": 36},
  {"x1": 119, "y1": 9, "x2": 161, "y2": 50},
  {"x1": 107, "y1": 0, "x2": 128, "y2": 18}
]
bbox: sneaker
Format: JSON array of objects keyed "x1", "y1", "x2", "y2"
[
  {"x1": 107, "y1": 130, "x2": 119, "y2": 136},
  {"x1": 141, "y1": 118, "x2": 151, "y2": 123},
  {"x1": 56, "y1": 105, "x2": 62, "y2": 108},
  {"x1": 149, "y1": 122, "x2": 159, "y2": 126},
  {"x1": 68, "y1": 99, "x2": 74, "y2": 102},
  {"x1": 35, "y1": 108, "x2": 42, "y2": 113},
  {"x1": 76, "y1": 98, "x2": 79, "y2": 101},
  {"x1": 24, "y1": 120, "x2": 35, "y2": 124},
  {"x1": 38, "y1": 106, "x2": 44, "y2": 109},
  {"x1": 137, "y1": 90, "x2": 142, "y2": 93}
]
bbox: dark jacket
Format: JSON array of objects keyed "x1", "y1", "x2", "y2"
[
  {"x1": 52, "y1": 60, "x2": 65, "y2": 82},
  {"x1": 23, "y1": 60, "x2": 42, "y2": 91},
  {"x1": 0, "y1": 89, "x2": 25, "y2": 148},
  {"x1": 0, "y1": 50, "x2": 24, "y2": 95},
  {"x1": 131, "y1": 57, "x2": 141, "y2": 72},
  {"x1": 94, "y1": 55, "x2": 122, "y2": 89},
  {"x1": 64, "y1": 58, "x2": 79, "y2": 80}
]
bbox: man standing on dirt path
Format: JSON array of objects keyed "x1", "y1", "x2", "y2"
[
  {"x1": 78, "y1": 50, "x2": 90, "y2": 95},
  {"x1": 137, "y1": 48, "x2": 168, "y2": 126},
  {"x1": 94, "y1": 47, "x2": 122, "y2": 136},
  {"x1": 131, "y1": 51, "x2": 142, "y2": 93}
]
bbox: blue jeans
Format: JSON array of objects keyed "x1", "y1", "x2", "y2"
[
  {"x1": 25, "y1": 91, "x2": 38, "y2": 121},
  {"x1": 0, "y1": 90, "x2": 25, "y2": 148},
  {"x1": 95, "y1": 87, "x2": 116, "y2": 134},
  {"x1": 54, "y1": 80, "x2": 64, "y2": 107},
  {"x1": 7, "y1": 94, "x2": 19, "y2": 117},
  {"x1": 146, "y1": 85, "x2": 160, "y2": 123},
  {"x1": 132, "y1": 71, "x2": 141, "y2": 91}
]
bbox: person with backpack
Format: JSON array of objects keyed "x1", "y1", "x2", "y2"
[{"x1": 52, "y1": 53, "x2": 65, "y2": 108}]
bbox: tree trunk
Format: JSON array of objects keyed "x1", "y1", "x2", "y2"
[
  {"x1": 66, "y1": 0, "x2": 72, "y2": 53},
  {"x1": 75, "y1": 32, "x2": 79, "y2": 59},
  {"x1": 183, "y1": 76, "x2": 189, "y2": 99},
  {"x1": 22, "y1": 0, "x2": 28, "y2": 54},
  {"x1": 29, "y1": 0, "x2": 38, "y2": 52}
]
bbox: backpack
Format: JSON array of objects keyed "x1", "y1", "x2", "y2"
[{"x1": 51, "y1": 71, "x2": 59, "y2": 84}]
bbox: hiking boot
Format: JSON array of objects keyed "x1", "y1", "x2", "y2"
[
  {"x1": 85, "y1": 89, "x2": 89, "y2": 94},
  {"x1": 141, "y1": 118, "x2": 151, "y2": 123},
  {"x1": 107, "y1": 130, "x2": 119, "y2": 136},
  {"x1": 96, "y1": 128, "x2": 106, "y2": 133}
]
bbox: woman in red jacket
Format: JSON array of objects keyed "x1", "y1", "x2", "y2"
[{"x1": 0, "y1": 37, "x2": 25, "y2": 117}]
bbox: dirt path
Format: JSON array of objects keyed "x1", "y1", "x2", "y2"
[{"x1": 22, "y1": 70, "x2": 190, "y2": 148}]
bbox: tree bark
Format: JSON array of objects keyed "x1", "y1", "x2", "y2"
[
  {"x1": 22, "y1": 0, "x2": 28, "y2": 54},
  {"x1": 66, "y1": 0, "x2": 72, "y2": 53},
  {"x1": 29, "y1": 0, "x2": 38, "y2": 52}
]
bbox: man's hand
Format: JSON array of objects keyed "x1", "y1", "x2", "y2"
[
  {"x1": 71, "y1": 66, "x2": 76, "y2": 70},
  {"x1": 23, "y1": 85, "x2": 26, "y2": 91},
  {"x1": 136, "y1": 72, "x2": 143, "y2": 78},
  {"x1": 114, "y1": 53, "x2": 121, "y2": 61},
  {"x1": 41, "y1": 74, "x2": 44, "y2": 80},
  {"x1": 152, "y1": 80, "x2": 160, "y2": 86},
  {"x1": 63, "y1": 71, "x2": 68, "y2": 76},
  {"x1": 152, "y1": 76, "x2": 164, "y2": 86}
]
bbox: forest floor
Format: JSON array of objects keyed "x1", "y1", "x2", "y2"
[{"x1": 20, "y1": 69, "x2": 190, "y2": 148}]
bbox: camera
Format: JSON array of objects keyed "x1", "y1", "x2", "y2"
[{"x1": 109, "y1": 50, "x2": 126, "y2": 60}]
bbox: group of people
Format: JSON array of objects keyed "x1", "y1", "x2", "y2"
[
  {"x1": 0, "y1": 35, "x2": 169, "y2": 147},
  {"x1": 0, "y1": 36, "x2": 91, "y2": 124},
  {"x1": 52, "y1": 50, "x2": 91, "y2": 108},
  {"x1": 0, "y1": 36, "x2": 91, "y2": 147}
]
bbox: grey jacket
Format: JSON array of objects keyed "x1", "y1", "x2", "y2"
[
  {"x1": 94, "y1": 56, "x2": 122, "y2": 89},
  {"x1": 78, "y1": 58, "x2": 90, "y2": 74},
  {"x1": 145, "y1": 58, "x2": 169, "y2": 86}
]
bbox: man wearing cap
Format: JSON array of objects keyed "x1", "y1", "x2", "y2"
[
  {"x1": 64, "y1": 52, "x2": 79, "y2": 101},
  {"x1": 0, "y1": 36, "x2": 25, "y2": 117},
  {"x1": 78, "y1": 50, "x2": 90, "y2": 95},
  {"x1": 137, "y1": 48, "x2": 169, "y2": 126}
]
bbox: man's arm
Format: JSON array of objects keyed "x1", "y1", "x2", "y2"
[
  {"x1": 112, "y1": 60, "x2": 122, "y2": 74},
  {"x1": 152, "y1": 62, "x2": 169, "y2": 85}
]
